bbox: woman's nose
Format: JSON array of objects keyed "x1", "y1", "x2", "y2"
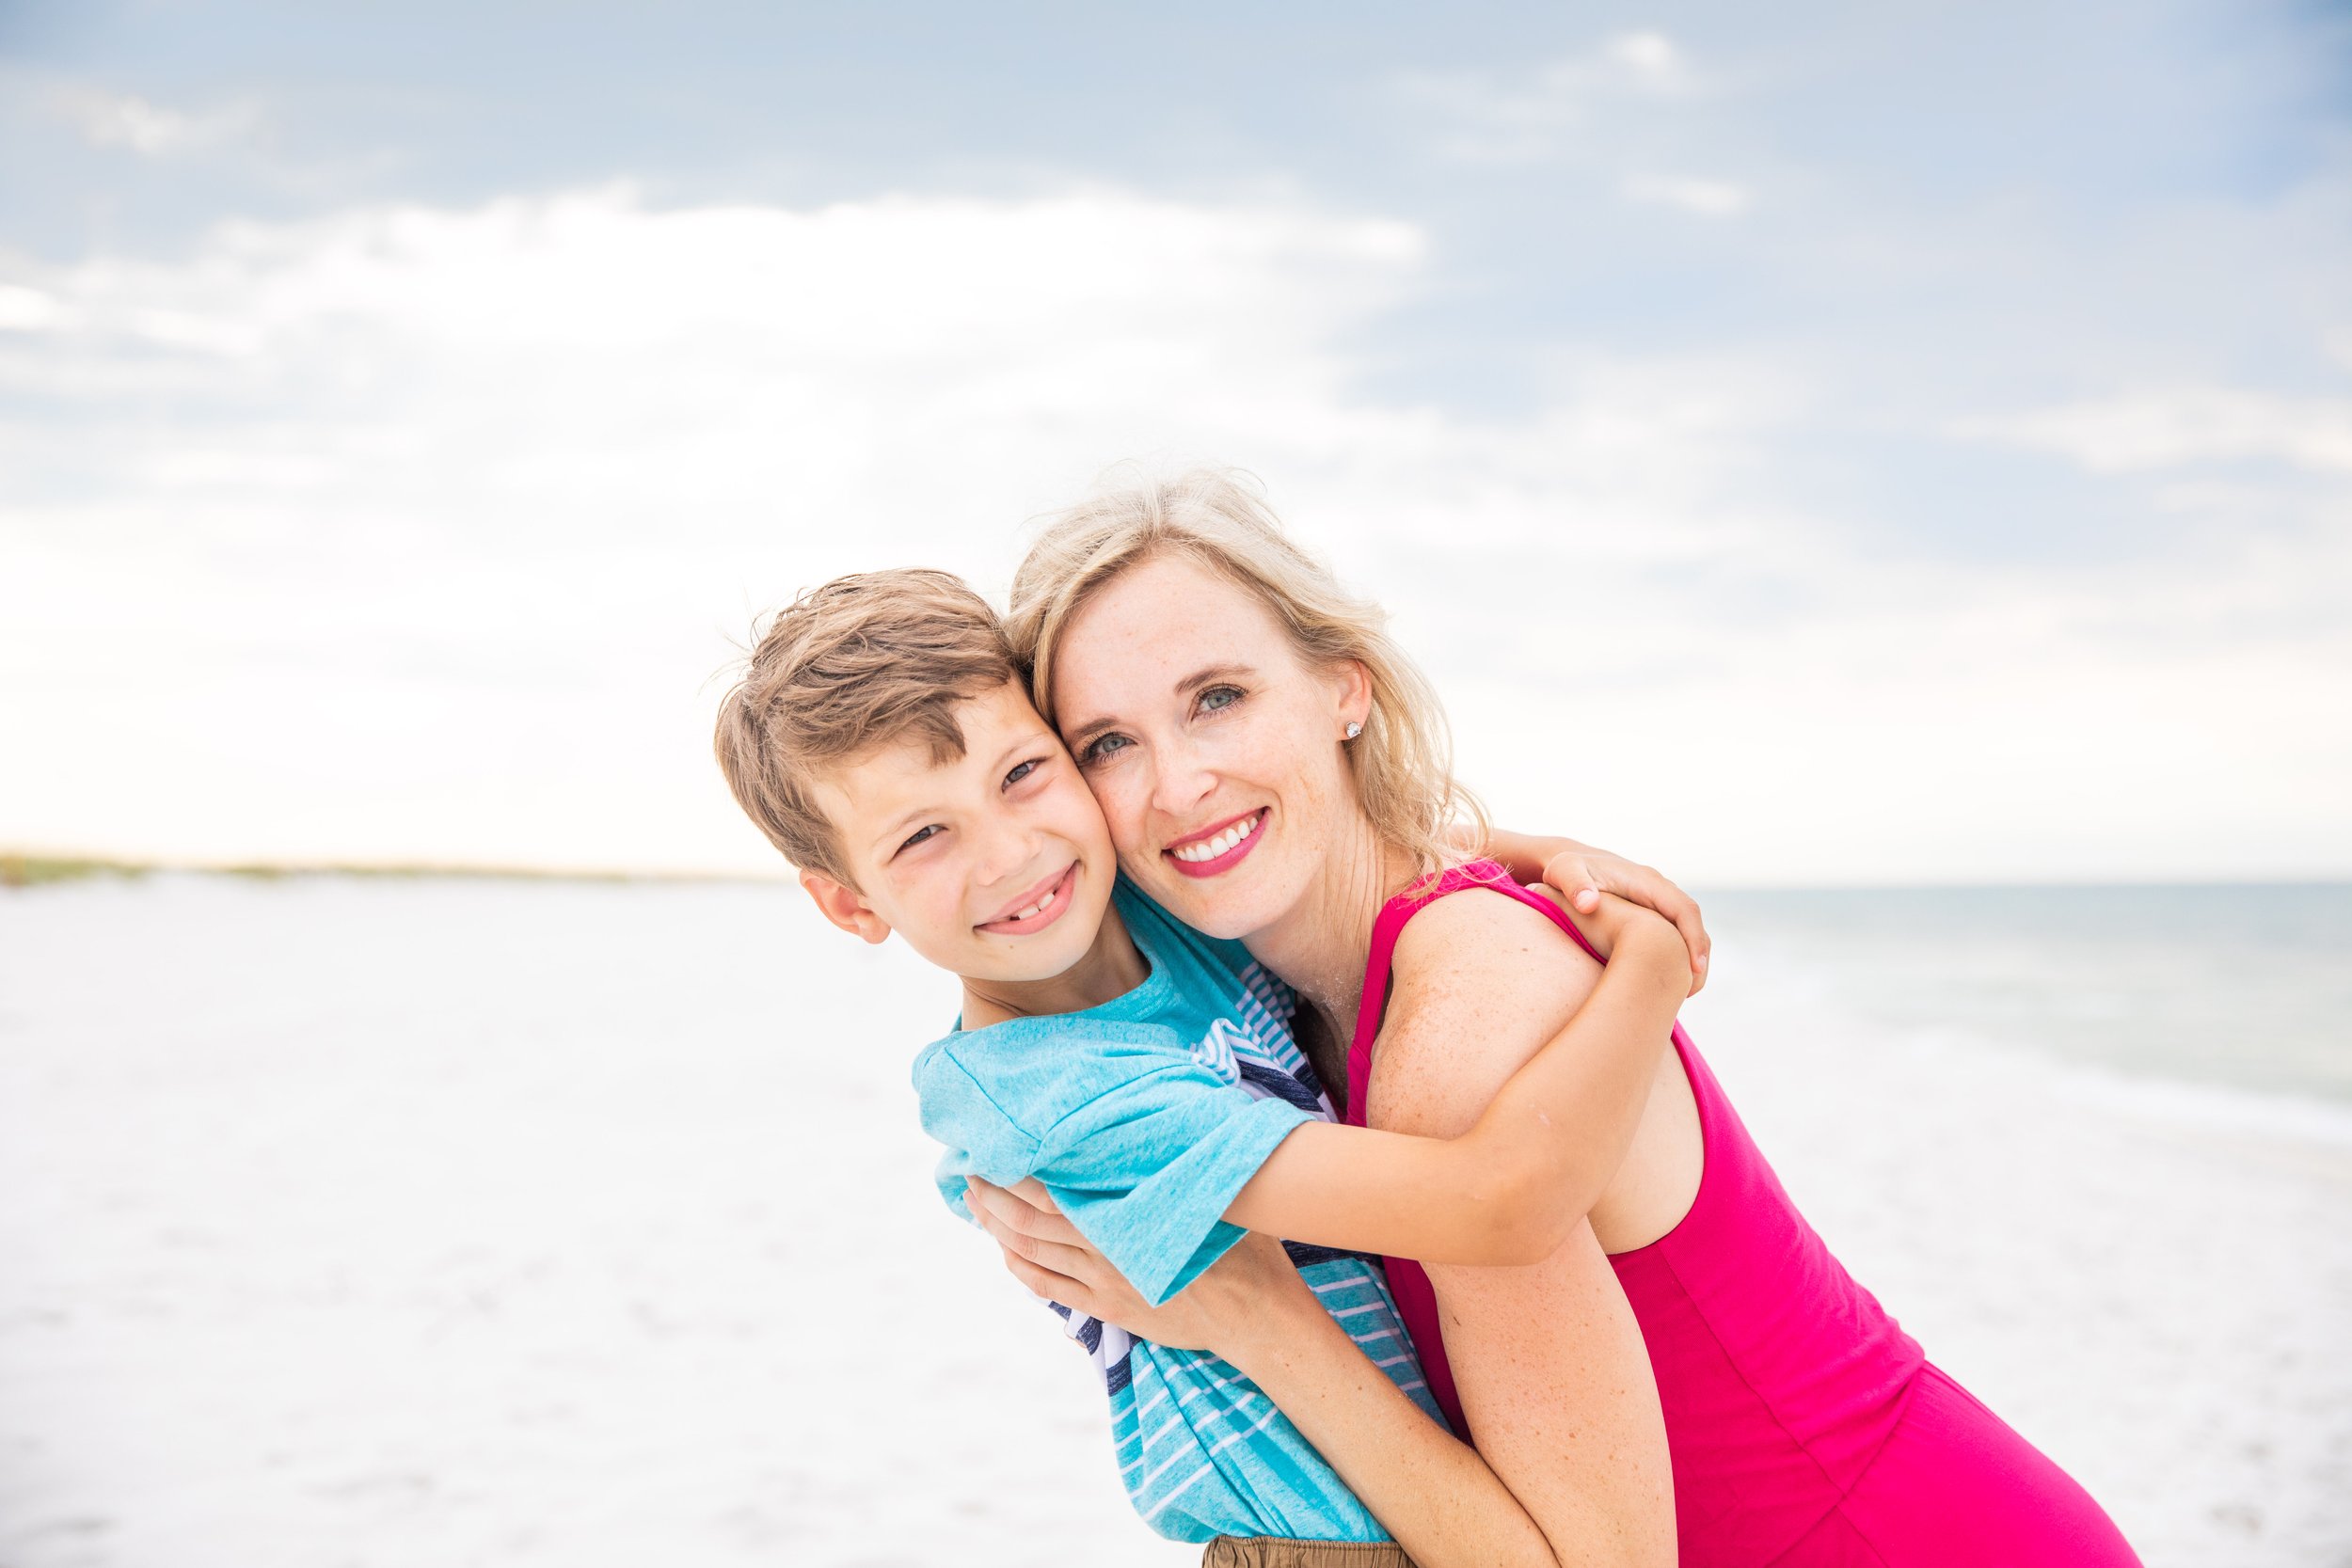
[{"x1": 1149, "y1": 740, "x2": 1218, "y2": 818}]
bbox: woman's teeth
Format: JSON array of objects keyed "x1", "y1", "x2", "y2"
[{"x1": 1171, "y1": 812, "x2": 1263, "y2": 863}]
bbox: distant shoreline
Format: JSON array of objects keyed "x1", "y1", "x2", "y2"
[
  {"x1": 4, "y1": 849, "x2": 2344, "y2": 895},
  {"x1": 0, "y1": 851, "x2": 791, "y2": 890}
]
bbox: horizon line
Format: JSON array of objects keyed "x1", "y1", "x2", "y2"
[{"x1": 5, "y1": 848, "x2": 2346, "y2": 895}]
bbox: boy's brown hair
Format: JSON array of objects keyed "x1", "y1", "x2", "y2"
[{"x1": 714, "y1": 569, "x2": 1021, "y2": 882}]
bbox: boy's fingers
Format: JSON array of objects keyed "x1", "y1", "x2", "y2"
[
  {"x1": 1647, "y1": 888, "x2": 1711, "y2": 993},
  {"x1": 1547, "y1": 859, "x2": 1607, "y2": 915},
  {"x1": 1588, "y1": 861, "x2": 1711, "y2": 993}
]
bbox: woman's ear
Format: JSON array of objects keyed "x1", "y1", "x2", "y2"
[
  {"x1": 801, "y1": 869, "x2": 894, "y2": 944},
  {"x1": 1333, "y1": 657, "x2": 1374, "y2": 736}
]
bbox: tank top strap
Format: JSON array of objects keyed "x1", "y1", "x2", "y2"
[{"x1": 1344, "y1": 859, "x2": 1611, "y2": 1125}]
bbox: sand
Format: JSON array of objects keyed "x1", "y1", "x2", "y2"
[{"x1": 0, "y1": 875, "x2": 2345, "y2": 1566}]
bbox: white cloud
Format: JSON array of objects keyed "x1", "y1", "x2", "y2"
[
  {"x1": 1403, "y1": 30, "x2": 1702, "y2": 162},
  {"x1": 44, "y1": 84, "x2": 261, "y2": 156},
  {"x1": 0, "y1": 283, "x2": 72, "y2": 332},
  {"x1": 1603, "y1": 31, "x2": 1690, "y2": 89},
  {"x1": 1957, "y1": 386, "x2": 2352, "y2": 474},
  {"x1": 1621, "y1": 173, "x2": 1753, "y2": 216},
  {"x1": 1, "y1": 187, "x2": 2342, "y2": 882}
]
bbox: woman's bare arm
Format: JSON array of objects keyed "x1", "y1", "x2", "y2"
[
  {"x1": 1363, "y1": 894, "x2": 1683, "y2": 1567},
  {"x1": 1220, "y1": 893, "x2": 1690, "y2": 1267},
  {"x1": 965, "y1": 1177, "x2": 1580, "y2": 1568}
]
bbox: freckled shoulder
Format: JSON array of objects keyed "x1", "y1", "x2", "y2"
[{"x1": 1368, "y1": 888, "x2": 1602, "y2": 1138}]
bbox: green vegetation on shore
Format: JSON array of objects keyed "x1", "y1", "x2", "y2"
[
  {"x1": 0, "y1": 851, "x2": 783, "y2": 890},
  {"x1": 0, "y1": 854, "x2": 156, "y2": 888}
]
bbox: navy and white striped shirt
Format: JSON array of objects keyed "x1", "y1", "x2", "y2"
[{"x1": 915, "y1": 879, "x2": 1444, "y2": 1543}]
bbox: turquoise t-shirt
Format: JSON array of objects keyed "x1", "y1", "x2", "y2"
[{"x1": 913, "y1": 879, "x2": 1445, "y2": 1543}]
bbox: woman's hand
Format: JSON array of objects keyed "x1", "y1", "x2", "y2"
[
  {"x1": 1480, "y1": 829, "x2": 1711, "y2": 993},
  {"x1": 963, "y1": 1176, "x2": 1309, "y2": 1359},
  {"x1": 976, "y1": 1183, "x2": 1599, "y2": 1568}
]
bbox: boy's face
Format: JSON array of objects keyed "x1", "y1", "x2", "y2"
[{"x1": 802, "y1": 679, "x2": 1120, "y2": 984}]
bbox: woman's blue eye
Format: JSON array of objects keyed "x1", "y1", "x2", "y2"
[
  {"x1": 1199, "y1": 685, "x2": 1244, "y2": 714},
  {"x1": 1081, "y1": 734, "x2": 1132, "y2": 766},
  {"x1": 898, "y1": 824, "x2": 942, "y2": 853}
]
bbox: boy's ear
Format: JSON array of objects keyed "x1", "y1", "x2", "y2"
[{"x1": 801, "y1": 869, "x2": 893, "y2": 944}]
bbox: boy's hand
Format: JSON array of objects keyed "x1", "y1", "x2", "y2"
[
  {"x1": 964, "y1": 1177, "x2": 1308, "y2": 1358},
  {"x1": 1505, "y1": 832, "x2": 1712, "y2": 991},
  {"x1": 1528, "y1": 882, "x2": 1675, "y2": 964}
]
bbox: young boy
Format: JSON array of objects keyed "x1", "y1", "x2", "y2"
[{"x1": 711, "y1": 568, "x2": 1693, "y2": 1549}]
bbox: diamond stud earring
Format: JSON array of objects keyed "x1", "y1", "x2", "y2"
[{"x1": 1344, "y1": 721, "x2": 1362, "y2": 740}]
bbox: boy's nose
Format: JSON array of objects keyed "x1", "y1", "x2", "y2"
[{"x1": 973, "y1": 820, "x2": 1040, "y2": 887}]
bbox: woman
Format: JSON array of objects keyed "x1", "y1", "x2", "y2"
[{"x1": 977, "y1": 469, "x2": 2140, "y2": 1566}]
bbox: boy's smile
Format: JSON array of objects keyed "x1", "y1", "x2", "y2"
[{"x1": 977, "y1": 861, "x2": 1081, "y2": 936}]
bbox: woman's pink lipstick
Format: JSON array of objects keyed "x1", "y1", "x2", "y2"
[
  {"x1": 977, "y1": 863, "x2": 1079, "y2": 936},
  {"x1": 1163, "y1": 809, "x2": 1267, "y2": 879}
]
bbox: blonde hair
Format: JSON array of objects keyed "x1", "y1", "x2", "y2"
[
  {"x1": 713, "y1": 569, "x2": 1021, "y2": 882},
  {"x1": 1006, "y1": 467, "x2": 1484, "y2": 879}
]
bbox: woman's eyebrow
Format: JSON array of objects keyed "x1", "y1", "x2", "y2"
[
  {"x1": 1060, "y1": 710, "x2": 1119, "y2": 752},
  {"x1": 1176, "y1": 663, "x2": 1256, "y2": 695},
  {"x1": 1063, "y1": 665, "x2": 1260, "y2": 750}
]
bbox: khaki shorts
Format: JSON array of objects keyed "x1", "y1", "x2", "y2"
[{"x1": 1200, "y1": 1539, "x2": 1418, "y2": 1568}]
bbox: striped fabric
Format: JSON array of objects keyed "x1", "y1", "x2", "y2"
[{"x1": 916, "y1": 881, "x2": 1445, "y2": 1544}]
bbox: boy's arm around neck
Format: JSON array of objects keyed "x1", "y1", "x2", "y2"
[{"x1": 1222, "y1": 893, "x2": 1690, "y2": 1266}]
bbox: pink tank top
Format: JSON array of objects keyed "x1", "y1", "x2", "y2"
[{"x1": 1345, "y1": 863, "x2": 1927, "y2": 1565}]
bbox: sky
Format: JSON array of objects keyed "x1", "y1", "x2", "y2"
[{"x1": 1, "y1": 0, "x2": 2347, "y2": 884}]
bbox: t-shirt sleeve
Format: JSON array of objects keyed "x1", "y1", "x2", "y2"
[
  {"x1": 913, "y1": 1049, "x2": 1045, "y2": 1223},
  {"x1": 1029, "y1": 1059, "x2": 1311, "y2": 1307}
]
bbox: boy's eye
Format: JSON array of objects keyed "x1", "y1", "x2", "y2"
[
  {"x1": 1004, "y1": 758, "x2": 1041, "y2": 789},
  {"x1": 1079, "y1": 733, "x2": 1132, "y2": 767},
  {"x1": 898, "y1": 824, "x2": 943, "y2": 854},
  {"x1": 1198, "y1": 685, "x2": 1244, "y2": 715}
]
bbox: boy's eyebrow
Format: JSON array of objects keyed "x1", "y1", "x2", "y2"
[
  {"x1": 988, "y1": 728, "x2": 1054, "y2": 773},
  {"x1": 869, "y1": 801, "x2": 941, "y2": 853},
  {"x1": 1062, "y1": 664, "x2": 1260, "y2": 752}
]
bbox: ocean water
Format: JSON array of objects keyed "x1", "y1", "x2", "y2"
[
  {"x1": 0, "y1": 874, "x2": 2345, "y2": 1567},
  {"x1": 1695, "y1": 883, "x2": 2352, "y2": 1108}
]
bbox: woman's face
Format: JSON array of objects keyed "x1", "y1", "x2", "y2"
[{"x1": 1050, "y1": 552, "x2": 1368, "y2": 942}]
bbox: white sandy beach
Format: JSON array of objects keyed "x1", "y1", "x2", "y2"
[{"x1": 1, "y1": 874, "x2": 2346, "y2": 1567}]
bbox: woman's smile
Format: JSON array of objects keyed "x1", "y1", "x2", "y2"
[{"x1": 1164, "y1": 808, "x2": 1268, "y2": 878}]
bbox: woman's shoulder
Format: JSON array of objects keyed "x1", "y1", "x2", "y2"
[
  {"x1": 1388, "y1": 879, "x2": 1599, "y2": 995},
  {"x1": 1380, "y1": 885, "x2": 1601, "y2": 1052},
  {"x1": 1363, "y1": 887, "x2": 1603, "y2": 1136}
]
